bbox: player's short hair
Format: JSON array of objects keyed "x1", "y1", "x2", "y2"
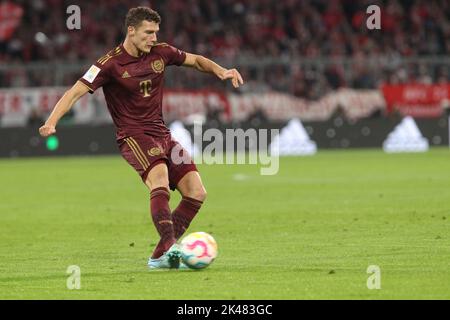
[{"x1": 125, "y1": 7, "x2": 161, "y2": 30}]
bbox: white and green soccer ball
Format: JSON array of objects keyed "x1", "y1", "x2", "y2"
[{"x1": 180, "y1": 232, "x2": 218, "y2": 269}]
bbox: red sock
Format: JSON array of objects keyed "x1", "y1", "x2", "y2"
[
  {"x1": 172, "y1": 196, "x2": 203, "y2": 240},
  {"x1": 150, "y1": 187, "x2": 175, "y2": 259}
]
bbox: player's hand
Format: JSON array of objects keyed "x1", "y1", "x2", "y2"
[
  {"x1": 218, "y1": 68, "x2": 244, "y2": 88},
  {"x1": 39, "y1": 124, "x2": 56, "y2": 137}
]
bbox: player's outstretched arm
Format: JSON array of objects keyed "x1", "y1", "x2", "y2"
[
  {"x1": 39, "y1": 81, "x2": 90, "y2": 137},
  {"x1": 183, "y1": 53, "x2": 244, "y2": 88}
]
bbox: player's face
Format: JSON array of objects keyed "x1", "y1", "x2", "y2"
[{"x1": 131, "y1": 20, "x2": 159, "y2": 53}]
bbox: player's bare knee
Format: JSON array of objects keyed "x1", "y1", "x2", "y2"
[
  {"x1": 188, "y1": 187, "x2": 207, "y2": 202},
  {"x1": 199, "y1": 189, "x2": 207, "y2": 202},
  {"x1": 145, "y1": 175, "x2": 169, "y2": 191},
  {"x1": 151, "y1": 180, "x2": 169, "y2": 190},
  {"x1": 146, "y1": 163, "x2": 169, "y2": 190}
]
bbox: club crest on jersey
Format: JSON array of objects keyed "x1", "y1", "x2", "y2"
[
  {"x1": 148, "y1": 147, "x2": 162, "y2": 156},
  {"x1": 151, "y1": 59, "x2": 164, "y2": 73}
]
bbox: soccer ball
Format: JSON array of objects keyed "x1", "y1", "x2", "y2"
[{"x1": 180, "y1": 232, "x2": 218, "y2": 269}]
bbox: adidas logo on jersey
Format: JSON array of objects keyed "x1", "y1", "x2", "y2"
[{"x1": 122, "y1": 71, "x2": 131, "y2": 78}]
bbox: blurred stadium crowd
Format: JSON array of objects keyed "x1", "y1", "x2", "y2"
[{"x1": 1, "y1": 0, "x2": 449, "y2": 97}]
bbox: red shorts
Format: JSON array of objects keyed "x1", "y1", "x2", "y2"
[{"x1": 118, "y1": 133, "x2": 198, "y2": 190}]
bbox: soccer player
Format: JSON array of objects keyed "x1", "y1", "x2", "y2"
[{"x1": 38, "y1": 7, "x2": 243, "y2": 269}]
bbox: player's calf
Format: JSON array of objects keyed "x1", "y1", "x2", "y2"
[{"x1": 172, "y1": 196, "x2": 204, "y2": 240}]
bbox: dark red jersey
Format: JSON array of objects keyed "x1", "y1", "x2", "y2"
[{"x1": 79, "y1": 43, "x2": 186, "y2": 139}]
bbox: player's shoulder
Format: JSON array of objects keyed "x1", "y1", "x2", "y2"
[
  {"x1": 95, "y1": 45, "x2": 124, "y2": 68},
  {"x1": 152, "y1": 42, "x2": 171, "y2": 49},
  {"x1": 151, "y1": 42, "x2": 185, "y2": 62},
  {"x1": 151, "y1": 42, "x2": 178, "y2": 54}
]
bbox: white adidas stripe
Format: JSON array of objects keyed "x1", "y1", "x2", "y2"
[
  {"x1": 383, "y1": 116, "x2": 429, "y2": 153},
  {"x1": 270, "y1": 119, "x2": 317, "y2": 156}
]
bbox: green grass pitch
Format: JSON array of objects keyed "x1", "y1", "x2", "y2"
[{"x1": 0, "y1": 148, "x2": 449, "y2": 299}]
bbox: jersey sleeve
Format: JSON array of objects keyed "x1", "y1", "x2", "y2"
[
  {"x1": 158, "y1": 44, "x2": 187, "y2": 66},
  {"x1": 78, "y1": 61, "x2": 112, "y2": 94}
]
